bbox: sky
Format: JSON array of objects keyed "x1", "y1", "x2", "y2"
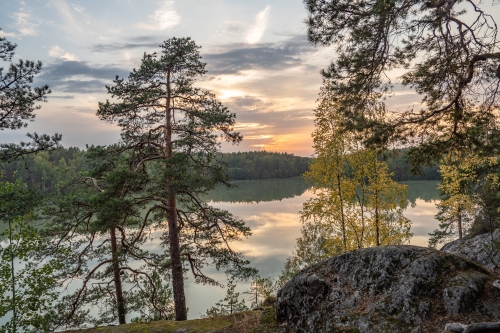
[{"x1": 0, "y1": 0, "x2": 343, "y2": 156}]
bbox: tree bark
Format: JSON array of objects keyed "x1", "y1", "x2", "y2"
[
  {"x1": 9, "y1": 221, "x2": 17, "y2": 333},
  {"x1": 458, "y1": 208, "x2": 463, "y2": 239},
  {"x1": 165, "y1": 70, "x2": 188, "y2": 321},
  {"x1": 336, "y1": 173, "x2": 347, "y2": 252},
  {"x1": 110, "y1": 227, "x2": 126, "y2": 324},
  {"x1": 167, "y1": 194, "x2": 187, "y2": 320}
]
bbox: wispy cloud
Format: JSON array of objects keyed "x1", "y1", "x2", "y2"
[
  {"x1": 136, "y1": 0, "x2": 180, "y2": 31},
  {"x1": 204, "y1": 35, "x2": 314, "y2": 75},
  {"x1": 246, "y1": 5, "x2": 271, "y2": 44},
  {"x1": 49, "y1": 0, "x2": 85, "y2": 34},
  {"x1": 90, "y1": 41, "x2": 161, "y2": 53},
  {"x1": 12, "y1": 4, "x2": 39, "y2": 36},
  {"x1": 71, "y1": 3, "x2": 84, "y2": 13}
]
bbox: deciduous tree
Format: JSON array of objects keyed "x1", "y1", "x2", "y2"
[{"x1": 298, "y1": 83, "x2": 411, "y2": 266}]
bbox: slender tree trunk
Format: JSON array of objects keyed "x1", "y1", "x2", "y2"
[
  {"x1": 110, "y1": 227, "x2": 126, "y2": 324},
  {"x1": 336, "y1": 173, "x2": 347, "y2": 252},
  {"x1": 458, "y1": 208, "x2": 463, "y2": 239},
  {"x1": 165, "y1": 71, "x2": 188, "y2": 321},
  {"x1": 9, "y1": 221, "x2": 16, "y2": 333}
]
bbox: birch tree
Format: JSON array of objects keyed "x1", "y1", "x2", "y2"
[{"x1": 298, "y1": 83, "x2": 411, "y2": 265}]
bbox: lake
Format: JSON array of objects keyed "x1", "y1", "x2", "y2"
[
  {"x1": 185, "y1": 178, "x2": 442, "y2": 318},
  {"x1": 0, "y1": 178, "x2": 443, "y2": 323}
]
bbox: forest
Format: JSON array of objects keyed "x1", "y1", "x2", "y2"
[
  {"x1": 0, "y1": 148, "x2": 439, "y2": 195},
  {"x1": 1, "y1": 0, "x2": 500, "y2": 331}
]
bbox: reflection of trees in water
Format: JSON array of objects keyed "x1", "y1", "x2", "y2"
[
  {"x1": 206, "y1": 179, "x2": 441, "y2": 207},
  {"x1": 206, "y1": 178, "x2": 311, "y2": 203},
  {"x1": 403, "y1": 181, "x2": 442, "y2": 206}
]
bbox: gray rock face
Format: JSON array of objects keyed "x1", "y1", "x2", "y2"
[
  {"x1": 441, "y1": 229, "x2": 500, "y2": 272},
  {"x1": 275, "y1": 246, "x2": 500, "y2": 333}
]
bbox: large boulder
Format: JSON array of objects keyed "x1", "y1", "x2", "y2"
[
  {"x1": 275, "y1": 246, "x2": 500, "y2": 333},
  {"x1": 441, "y1": 229, "x2": 500, "y2": 272}
]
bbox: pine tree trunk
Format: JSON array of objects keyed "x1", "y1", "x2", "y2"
[
  {"x1": 110, "y1": 227, "x2": 126, "y2": 324},
  {"x1": 9, "y1": 221, "x2": 16, "y2": 333},
  {"x1": 165, "y1": 74, "x2": 188, "y2": 321}
]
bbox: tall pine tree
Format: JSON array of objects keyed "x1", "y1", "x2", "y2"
[{"x1": 97, "y1": 37, "x2": 256, "y2": 320}]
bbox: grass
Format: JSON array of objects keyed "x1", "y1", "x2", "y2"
[{"x1": 61, "y1": 307, "x2": 287, "y2": 333}]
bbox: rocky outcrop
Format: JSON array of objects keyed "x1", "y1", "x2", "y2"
[
  {"x1": 441, "y1": 229, "x2": 500, "y2": 272},
  {"x1": 275, "y1": 246, "x2": 500, "y2": 333}
]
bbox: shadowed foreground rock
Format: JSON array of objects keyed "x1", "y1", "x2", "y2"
[{"x1": 275, "y1": 246, "x2": 500, "y2": 333}]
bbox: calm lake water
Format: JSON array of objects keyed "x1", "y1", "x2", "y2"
[
  {"x1": 0, "y1": 178, "x2": 443, "y2": 323},
  {"x1": 185, "y1": 178, "x2": 442, "y2": 318}
]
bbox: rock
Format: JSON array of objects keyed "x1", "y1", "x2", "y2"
[
  {"x1": 445, "y1": 322, "x2": 467, "y2": 332},
  {"x1": 441, "y1": 229, "x2": 500, "y2": 272},
  {"x1": 174, "y1": 329, "x2": 188, "y2": 333},
  {"x1": 275, "y1": 246, "x2": 500, "y2": 333},
  {"x1": 445, "y1": 322, "x2": 500, "y2": 333},
  {"x1": 493, "y1": 280, "x2": 500, "y2": 290}
]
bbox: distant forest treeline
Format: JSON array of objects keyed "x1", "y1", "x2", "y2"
[
  {"x1": 222, "y1": 151, "x2": 310, "y2": 180},
  {"x1": 0, "y1": 148, "x2": 440, "y2": 193}
]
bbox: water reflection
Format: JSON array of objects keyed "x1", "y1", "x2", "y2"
[
  {"x1": 206, "y1": 177, "x2": 311, "y2": 203},
  {"x1": 185, "y1": 179, "x2": 442, "y2": 318},
  {"x1": 1, "y1": 179, "x2": 444, "y2": 322}
]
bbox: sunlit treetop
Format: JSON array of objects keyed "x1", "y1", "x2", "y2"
[{"x1": 305, "y1": 0, "x2": 500, "y2": 170}]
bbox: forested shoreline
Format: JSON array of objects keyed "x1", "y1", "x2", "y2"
[{"x1": 0, "y1": 148, "x2": 439, "y2": 194}]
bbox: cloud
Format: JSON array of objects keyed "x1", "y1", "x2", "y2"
[
  {"x1": 49, "y1": 0, "x2": 86, "y2": 35},
  {"x1": 90, "y1": 42, "x2": 162, "y2": 53},
  {"x1": 246, "y1": 5, "x2": 271, "y2": 44},
  {"x1": 223, "y1": 21, "x2": 247, "y2": 34},
  {"x1": 136, "y1": 0, "x2": 180, "y2": 31},
  {"x1": 71, "y1": 3, "x2": 84, "y2": 13},
  {"x1": 12, "y1": 8, "x2": 38, "y2": 36},
  {"x1": 204, "y1": 35, "x2": 315, "y2": 75},
  {"x1": 0, "y1": 29, "x2": 16, "y2": 38},
  {"x1": 48, "y1": 45, "x2": 78, "y2": 61},
  {"x1": 35, "y1": 60, "x2": 129, "y2": 94},
  {"x1": 48, "y1": 95, "x2": 75, "y2": 99}
]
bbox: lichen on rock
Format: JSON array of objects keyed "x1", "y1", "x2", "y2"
[
  {"x1": 441, "y1": 229, "x2": 500, "y2": 272},
  {"x1": 275, "y1": 246, "x2": 500, "y2": 333}
]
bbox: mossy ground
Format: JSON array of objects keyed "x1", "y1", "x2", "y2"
[{"x1": 62, "y1": 307, "x2": 286, "y2": 333}]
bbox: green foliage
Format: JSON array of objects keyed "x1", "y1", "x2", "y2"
[
  {"x1": 429, "y1": 151, "x2": 500, "y2": 247},
  {"x1": 244, "y1": 276, "x2": 277, "y2": 308},
  {"x1": 0, "y1": 175, "x2": 66, "y2": 332},
  {"x1": 297, "y1": 84, "x2": 412, "y2": 267},
  {"x1": 221, "y1": 151, "x2": 310, "y2": 180},
  {"x1": 305, "y1": 0, "x2": 500, "y2": 171},
  {"x1": 96, "y1": 37, "x2": 256, "y2": 320},
  {"x1": 41, "y1": 145, "x2": 175, "y2": 328},
  {"x1": 204, "y1": 278, "x2": 248, "y2": 317},
  {"x1": 129, "y1": 272, "x2": 176, "y2": 323},
  {"x1": 0, "y1": 29, "x2": 61, "y2": 162},
  {"x1": 0, "y1": 147, "x2": 88, "y2": 194}
]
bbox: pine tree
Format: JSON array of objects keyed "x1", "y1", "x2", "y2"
[{"x1": 97, "y1": 37, "x2": 256, "y2": 320}]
